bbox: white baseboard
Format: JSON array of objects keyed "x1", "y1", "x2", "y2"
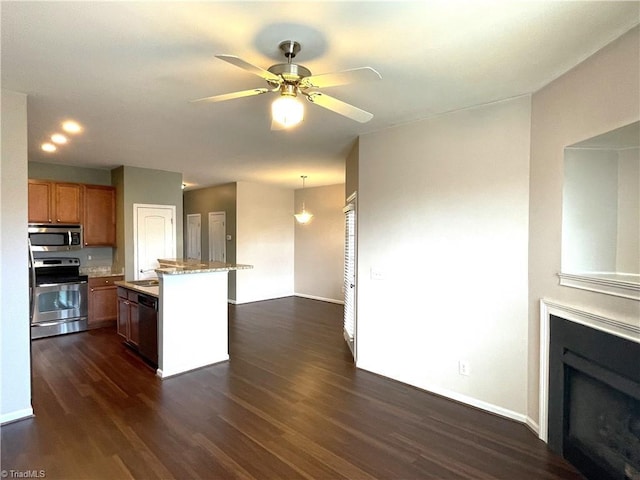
[
  {"x1": 294, "y1": 293, "x2": 344, "y2": 304},
  {"x1": 231, "y1": 293, "x2": 343, "y2": 306},
  {"x1": 424, "y1": 383, "x2": 528, "y2": 423},
  {"x1": 357, "y1": 365, "x2": 527, "y2": 425},
  {"x1": 156, "y1": 357, "x2": 229, "y2": 379},
  {"x1": 1, "y1": 407, "x2": 34, "y2": 425},
  {"x1": 230, "y1": 293, "x2": 295, "y2": 305},
  {"x1": 525, "y1": 416, "x2": 540, "y2": 435}
]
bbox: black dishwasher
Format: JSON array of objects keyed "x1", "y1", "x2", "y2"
[{"x1": 137, "y1": 294, "x2": 158, "y2": 368}]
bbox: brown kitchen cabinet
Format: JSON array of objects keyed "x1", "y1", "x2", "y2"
[
  {"x1": 88, "y1": 275, "x2": 123, "y2": 329},
  {"x1": 117, "y1": 287, "x2": 139, "y2": 347},
  {"x1": 27, "y1": 180, "x2": 53, "y2": 223},
  {"x1": 83, "y1": 185, "x2": 116, "y2": 246},
  {"x1": 117, "y1": 293, "x2": 128, "y2": 338},
  {"x1": 54, "y1": 183, "x2": 83, "y2": 223},
  {"x1": 28, "y1": 179, "x2": 82, "y2": 224}
]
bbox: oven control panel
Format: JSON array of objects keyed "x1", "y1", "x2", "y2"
[{"x1": 34, "y1": 257, "x2": 81, "y2": 268}]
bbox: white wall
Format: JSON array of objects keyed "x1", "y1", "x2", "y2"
[
  {"x1": 1, "y1": 90, "x2": 32, "y2": 423},
  {"x1": 294, "y1": 184, "x2": 345, "y2": 303},
  {"x1": 617, "y1": 147, "x2": 640, "y2": 273},
  {"x1": 562, "y1": 146, "x2": 640, "y2": 275},
  {"x1": 235, "y1": 182, "x2": 294, "y2": 303},
  {"x1": 357, "y1": 95, "x2": 531, "y2": 419},
  {"x1": 528, "y1": 26, "x2": 639, "y2": 426},
  {"x1": 562, "y1": 148, "x2": 619, "y2": 272}
]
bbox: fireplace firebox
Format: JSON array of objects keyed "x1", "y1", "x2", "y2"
[{"x1": 548, "y1": 315, "x2": 640, "y2": 480}]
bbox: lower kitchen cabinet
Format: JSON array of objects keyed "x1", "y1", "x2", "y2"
[
  {"x1": 117, "y1": 287, "x2": 139, "y2": 347},
  {"x1": 88, "y1": 276, "x2": 123, "y2": 329}
]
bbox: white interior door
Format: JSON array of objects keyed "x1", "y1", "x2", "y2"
[
  {"x1": 343, "y1": 195, "x2": 357, "y2": 361},
  {"x1": 134, "y1": 204, "x2": 176, "y2": 279},
  {"x1": 186, "y1": 214, "x2": 201, "y2": 260},
  {"x1": 208, "y1": 211, "x2": 226, "y2": 262}
]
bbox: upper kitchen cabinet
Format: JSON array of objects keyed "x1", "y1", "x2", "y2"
[
  {"x1": 54, "y1": 183, "x2": 83, "y2": 223},
  {"x1": 28, "y1": 179, "x2": 117, "y2": 247},
  {"x1": 28, "y1": 179, "x2": 82, "y2": 224},
  {"x1": 27, "y1": 180, "x2": 52, "y2": 223},
  {"x1": 83, "y1": 185, "x2": 116, "y2": 246}
]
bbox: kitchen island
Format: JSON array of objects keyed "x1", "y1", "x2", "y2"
[{"x1": 116, "y1": 259, "x2": 252, "y2": 379}]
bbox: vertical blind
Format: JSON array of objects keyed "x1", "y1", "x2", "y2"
[{"x1": 343, "y1": 202, "x2": 356, "y2": 356}]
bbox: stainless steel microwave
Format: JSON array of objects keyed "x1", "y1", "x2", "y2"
[{"x1": 28, "y1": 224, "x2": 83, "y2": 251}]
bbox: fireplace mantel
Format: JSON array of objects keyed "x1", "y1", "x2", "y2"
[{"x1": 538, "y1": 300, "x2": 640, "y2": 443}]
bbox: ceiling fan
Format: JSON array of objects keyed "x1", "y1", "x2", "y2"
[{"x1": 191, "y1": 40, "x2": 382, "y2": 128}]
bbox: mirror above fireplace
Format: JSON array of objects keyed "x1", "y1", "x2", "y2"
[{"x1": 560, "y1": 121, "x2": 640, "y2": 301}]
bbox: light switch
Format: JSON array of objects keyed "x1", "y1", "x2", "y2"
[{"x1": 370, "y1": 267, "x2": 385, "y2": 280}]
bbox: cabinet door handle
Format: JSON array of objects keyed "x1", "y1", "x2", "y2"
[{"x1": 91, "y1": 288, "x2": 94, "y2": 292}]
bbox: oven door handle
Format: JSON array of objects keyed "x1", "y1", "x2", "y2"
[
  {"x1": 28, "y1": 239, "x2": 36, "y2": 321},
  {"x1": 32, "y1": 318, "x2": 87, "y2": 328},
  {"x1": 37, "y1": 281, "x2": 88, "y2": 287}
]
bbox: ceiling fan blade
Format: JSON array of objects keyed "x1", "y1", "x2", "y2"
[
  {"x1": 215, "y1": 54, "x2": 281, "y2": 83},
  {"x1": 190, "y1": 88, "x2": 269, "y2": 103},
  {"x1": 301, "y1": 67, "x2": 381, "y2": 89},
  {"x1": 305, "y1": 92, "x2": 374, "y2": 123}
]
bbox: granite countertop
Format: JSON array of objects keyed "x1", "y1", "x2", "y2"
[
  {"x1": 156, "y1": 258, "x2": 253, "y2": 276},
  {"x1": 81, "y1": 266, "x2": 125, "y2": 278},
  {"x1": 114, "y1": 280, "x2": 159, "y2": 298}
]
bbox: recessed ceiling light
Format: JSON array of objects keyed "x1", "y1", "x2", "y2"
[
  {"x1": 62, "y1": 120, "x2": 82, "y2": 134},
  {"x1": 41, "y1": 143, "x2": 57, "y2": 152},
  {"x1": 51, "y1": 133, "x2": 68, "y2": 144}
]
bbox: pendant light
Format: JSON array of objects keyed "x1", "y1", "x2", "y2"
[{"x1": 294, "y1": 175, "x2": 313, "y2": 224}]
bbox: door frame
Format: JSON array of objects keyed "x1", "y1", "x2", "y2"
[{"x1": 133, "y1": 203, "x2": 176, "y2": 280}]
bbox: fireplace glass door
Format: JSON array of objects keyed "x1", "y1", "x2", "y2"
[{"x1": 565, "y1": 367, "x2": 640, "y2": 480}]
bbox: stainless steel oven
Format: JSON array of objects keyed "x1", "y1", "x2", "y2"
[{"x1": 30, "y1": 256, "x2": 88, "y2": 339}]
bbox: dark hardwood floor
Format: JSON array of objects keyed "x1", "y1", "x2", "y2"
[{"x1": 2, "y1": 297, "x2": 580, "y2": 479}]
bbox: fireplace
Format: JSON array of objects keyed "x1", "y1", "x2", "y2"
[{"x1": 548, "y1": 314, "x2": 640, "y2": 480}]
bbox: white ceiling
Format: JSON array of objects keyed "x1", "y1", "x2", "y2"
[{"x1": 2, "y1": 1, "x2": 638, "y2": 190}]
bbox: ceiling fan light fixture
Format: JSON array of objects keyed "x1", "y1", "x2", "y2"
[
  {"x1": 272, "y1": 95, "x2": 304, "y2": 128},
  {"x1": 198, "y1": 40, "x2": 380, "y2": 125}
]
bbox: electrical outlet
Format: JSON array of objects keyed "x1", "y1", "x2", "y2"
[{"x1": 458, "y1": 360, "x2": 470, "y2": 376}]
